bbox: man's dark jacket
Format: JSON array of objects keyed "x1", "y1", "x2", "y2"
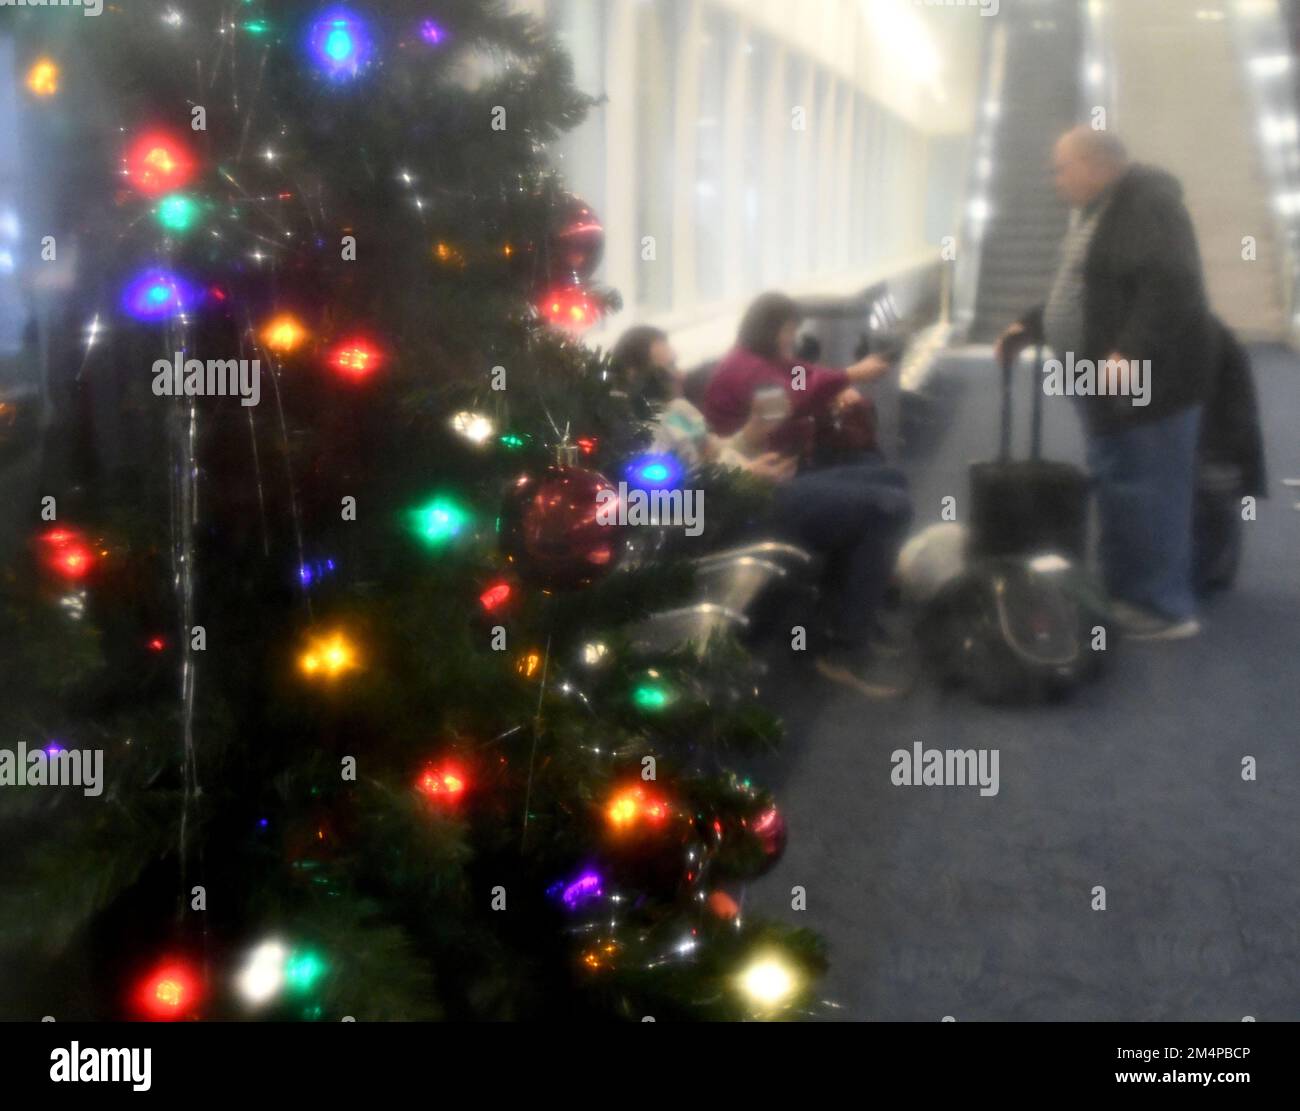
[{"x1": 1019, "y1": 164, "x2": 1215, "y2": 436}]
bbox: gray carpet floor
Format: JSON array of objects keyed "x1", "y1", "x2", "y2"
[{"x1": 742, "y1": 346, "x2": 1300, "y2": 1021}]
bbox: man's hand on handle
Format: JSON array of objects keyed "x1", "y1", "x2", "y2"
[{"x1": 994, "y1": 321, "x2": 1031, "y2": 370}]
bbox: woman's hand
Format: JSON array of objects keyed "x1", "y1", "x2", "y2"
[
  {"x1": 845, "y1": 353, "x2": 892, "y2": 384},
  {"x1": 832, "y1": 386, "x2": 864, "y2": 413},
  {"x1": 746, "y1": 452, "x2": 797, "y2": 483},
  {"x1": 736, "y1": 408, "x2": 774, "y2": 455}
]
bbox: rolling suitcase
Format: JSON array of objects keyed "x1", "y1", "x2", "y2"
[
  {"x1": 1193, "y1": 462, "x2": 1244, "y2": 595},
  {"x1": 968, "y1": 346, "x2": 1089, "y2": 560}
]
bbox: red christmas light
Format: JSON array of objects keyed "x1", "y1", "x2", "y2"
[
  {"x1": 417, "y1": 763, "x2": 467, "y2": 802},
  {"x1": 479, "y1": 581, "x2": 512, "y2": 612},
  {"x1": 147, "y1": 636, "x2": 167, "y2": 653},
  {"x1": 537, "y1": 284, "x2": 602, "y2": 333},
  {"x1": 576, "y1": 437, "x2": 598, "y2": 457},
  {"x1": 35, "y1": 526, "x2": 97, "y2": 581},
  {"x1": 328, "y1": 338, "x2": 383, "y2": 380},
  {"x1": 52, "y1": 543, "x2": 94, "y2": 579},
  {"x1": 126, "y1": 131, "x2": 196, "y2": 196},
  {"x1": 134, "y1": 961, "x2": 201, "y2": 1020}
]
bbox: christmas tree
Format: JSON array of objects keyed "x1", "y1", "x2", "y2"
[{"x1": 0, "y1": 0, "x2": 824, "y2": 1021}]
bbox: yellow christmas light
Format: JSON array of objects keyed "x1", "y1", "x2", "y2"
[
  {"x1": 298, "y1": 631, "x2": 360, "y2": 679},
  {"x1": 26, "y1": 58, "x2": 59, "y2": 97}
]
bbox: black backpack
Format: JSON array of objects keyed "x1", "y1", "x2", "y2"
[{"x1": 917, "y1": 554, "x2": 1110, "y2": 703}]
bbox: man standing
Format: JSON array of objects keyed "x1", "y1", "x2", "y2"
[{"x1": 996, "y1": 127, "x2": 1215, "y2": 640}]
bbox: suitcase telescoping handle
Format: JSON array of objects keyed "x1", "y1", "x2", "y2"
[{"x1": 998, "y1": 343, "x2": 1045, "y2": 463}]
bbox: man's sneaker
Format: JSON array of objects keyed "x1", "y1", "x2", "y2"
[
  {"x1": 1110, "y1": 600, "x2": 1201, "y2": 641},
  {"x1": 814, "y1": 648, "x2": 913, "y2": 700}
]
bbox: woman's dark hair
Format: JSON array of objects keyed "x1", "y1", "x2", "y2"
[
  {"x1": 610, "y1": 325, "x2": 668, "y2": 375},
  {"x1": 736, "y1": 292, "x2": 802, "y2": 360},
  {"x1": 611, "y1": 325, "x2": 673, "y2": 404}
]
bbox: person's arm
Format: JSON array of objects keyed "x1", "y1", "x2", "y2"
[
  {"x1": 715, "y1": 437, "x2": 797, "y2": 482},
  {"x1": 701, "y1": 360, "x2": 757, "y2": 437}
]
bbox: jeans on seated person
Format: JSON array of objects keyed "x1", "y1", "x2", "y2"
[{"x1": 768, "y1": 459, "x2": 913, "y2": 658}]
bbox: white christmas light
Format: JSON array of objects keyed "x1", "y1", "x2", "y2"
[
  {"x1": 236, "y1": 940, "x2": 288, "y2": 1006},
  {"x1": 451, "y1": 410, "x2": 495, "y2": 445},
  {"x1": 736, "y1": 951, "x2": 800, "y2": 1010}
]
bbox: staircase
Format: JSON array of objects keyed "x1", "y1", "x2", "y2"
[{"x1": 969, "y1": 2, "x2": 1083, "y2": 343}]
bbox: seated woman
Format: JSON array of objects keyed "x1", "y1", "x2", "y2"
[
  {"x1": 702, "y1": 291, "x2": 893, "y2": 468},
  {"x1": 613, "y1": 321, "x2": 913, "y2": 700},
  {"x1": 611, "y1": 324, "x2": 794, "y2": 481}
]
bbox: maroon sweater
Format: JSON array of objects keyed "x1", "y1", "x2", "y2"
[{"x1": 701, "y1": 346, "x2": 850, "y2": 456}]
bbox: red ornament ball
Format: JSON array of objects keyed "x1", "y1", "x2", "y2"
[
  {"x1": 749, "y1": 804, "x2": 788, "y2": 871},
  {"x1": 549, "y1": 193, "x2": 604, "y2": 279},
  {"x1": 500, "y1": 465, "x2": 625, "y2": 589}
]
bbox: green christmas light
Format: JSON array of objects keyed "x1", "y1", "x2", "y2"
[
  {"x1": 412, "y1": 496, "x2": 472, "y2": 546},
  {"x1": 156, "y1": 193, "x2": 201, "y2": 233},
  {"x1": 242, "y1": 19, "x2": 270, "y2": 35},
  {"x1": 499, "y1": 433, "x2": 527, "y2": 450},
  {"x1": 285, "y1": 949, "x2": 327, "y2": 992},
  {"x1": 633, "y1": 683, "x2": 671, "y2": 710}
]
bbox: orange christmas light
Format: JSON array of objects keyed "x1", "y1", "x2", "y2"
[
  {"x1": 298, "y1": 631, "x2": 360, "y2": 679},
  {"x1": 604, "y1": 784, "x2": 671, "y2": 833},
  {"x1": 433, "y1": 241, "x2": 466, "y2": 267},
  {"x1": 261, "y1": 314, "x2": 308, "y2": 354}
]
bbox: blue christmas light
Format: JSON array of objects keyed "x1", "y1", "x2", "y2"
[
  {"x1": 297, "y1": 557, "x2": 338, "y2": 587},
  {"x1": 121, "y1": 268, "x2": 197, "y2": 322},
  {"x1": 624, "y1": 453, "x2": 683, "y2": 491},
  {"x1": 308, "y1": 9, "x2": 373, "y2": 80}
]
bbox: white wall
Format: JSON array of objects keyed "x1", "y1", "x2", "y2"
[{"x1": 523, "y1": 0, "x2": 983, "y2": 365}]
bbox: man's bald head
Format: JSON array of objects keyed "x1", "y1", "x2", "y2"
[{"x1": 1053, "y1": 126, "x2": 1129, "y2": 207}]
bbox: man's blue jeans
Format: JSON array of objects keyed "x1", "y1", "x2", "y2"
[{"x1": 1085, "y1": 405, "x2": 1203, "y2": 621}]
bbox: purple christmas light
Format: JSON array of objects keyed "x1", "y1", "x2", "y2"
[{"x1": 548, "y1": 870, "x2": 603, "y2": 909}]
